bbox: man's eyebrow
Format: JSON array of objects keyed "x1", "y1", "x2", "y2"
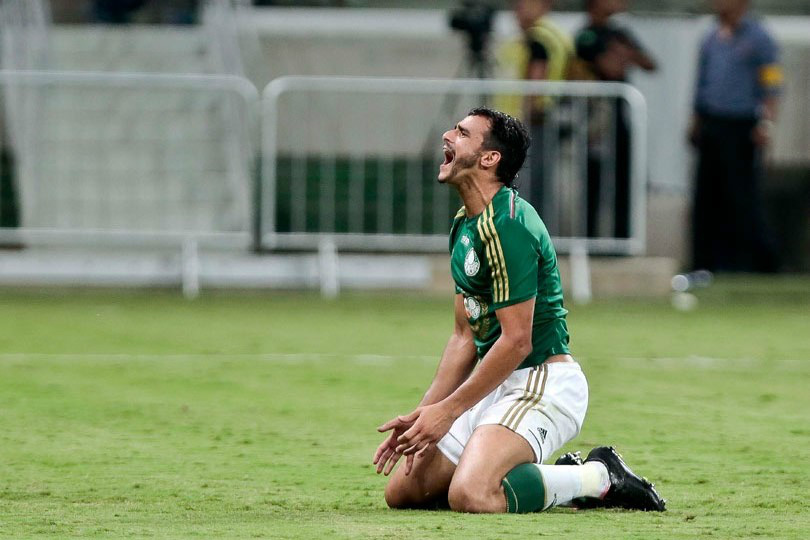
[{"x1": 456, "y1": 124, "x2": 469, "y2": 135}]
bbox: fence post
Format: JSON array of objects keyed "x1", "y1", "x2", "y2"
[
  {"x1": 182, "y1": 237, "x2": 200, "y2": 299},
  {"x1": 318, "y1": 235, "x2": 339, "y2": 299},
  {"x1": 570, "y1": 239, "x2": 592, "y2": 304}
]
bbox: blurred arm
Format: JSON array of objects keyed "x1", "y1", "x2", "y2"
[
  {"x1": 629, "y1": 46, "x2": 657, "y2": 71},
  {"x1": 616, "y1": 29, "x2": 657, "y2": 72}
]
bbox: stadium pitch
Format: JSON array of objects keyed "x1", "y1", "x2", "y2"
[{"x1": 0, "y1": 277, "x2": 808, "y2": 538}]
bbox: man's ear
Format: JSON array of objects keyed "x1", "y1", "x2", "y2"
[{"x1": 480, "y1": 150, "x2": 501, "y2": 170}]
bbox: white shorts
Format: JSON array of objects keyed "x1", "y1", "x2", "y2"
[{"x1": 437, "y1": 362, "x2": 588, "y2": 465}]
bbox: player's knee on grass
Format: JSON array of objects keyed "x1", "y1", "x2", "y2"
[
  {"x1": 384, "y1": 479, "x2": 413, "y2": 509},
  {"x1": 384, "y1": 470, "x2": 441, "y2": 509},
  {"x1": 384, "y1": 473, "x2": 413, "y2": 509},
  {"x1": 447, "y1": 476, "x2": 505, "y2": 514}
]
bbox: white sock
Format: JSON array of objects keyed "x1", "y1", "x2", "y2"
[
  {"x1": 534, "y1": 462, "x2": 610, "y2": 509},
  {"x1": 579, "y1": 461, "x2": 611, "y2": 499}
]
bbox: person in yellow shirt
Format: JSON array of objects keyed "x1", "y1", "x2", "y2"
[{"x1": 496, "y1": 0, "x2": 573, "y2": 227}]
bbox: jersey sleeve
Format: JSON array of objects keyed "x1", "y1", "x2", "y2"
[
  {"x1": 693, "y1": 32, "x2": 712, "y2": 112},
  {"x1": 480, "y1": 216, "x2": 539, "y2": 310},
  {"x1": 754, "y1": 28, "x2": 783, "y2": 97}
]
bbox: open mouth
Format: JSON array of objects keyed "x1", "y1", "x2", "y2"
[{"x1": 442, "y1": 146, "x2": 454, "y2": 166}]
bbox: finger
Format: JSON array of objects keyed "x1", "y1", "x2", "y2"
[
  {"x1": 377, "y1": 418, "x2": 400, "y2": 432},
  {"x1": 397, "y1": 424, "x2": 420, "y2": 445},
  {"x1": 378, "y1": 410, "x2": 420, "y2": 432},
  {"x1": 401, "y1": 444, "x2": 417, "y2": 456},
  {"x1": 373, "y1": 436, "x2": 393, "y2": 463},
  {"x1": 375, "y1": 447, "x2": 393, "y2": 473},
  {"x1": 400, "y1": 410, "x2": 421, "y2": 423},
  {"x1": 383, "y1": 452, "x2": 401, "y2": 476},
  {"x1": 416, "y1": 442, "x2": 431, "y2": 459},
  {"x1": 402, "y1": 440, "x2": 428, "y2": 456},
  {"x1": 404, "y1": 453, "x2": 415, "y2": 476},
  {"x1": 397, "y1": 435, "x2": 424, "y2": 455},
  {"x1": 378, "y1": 445, "x2": 396, "y2": 471},
  {"x1": 373, "y1": 443, "x2": 384, "y2": 464}
]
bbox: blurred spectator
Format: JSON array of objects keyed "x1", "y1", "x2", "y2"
[
  {"x1": 689, "y1": 0, "x2": 782, "y2": 273},
  {"x1": 573, "y1": 0, "x2": 656, "y2": 238},
  {"x1": 92, "y1": 0, "x2": 149, "y2": 23},
  {"x1": 497, "y1": 0, "x2": 573, "y2": 225},
  {"x1": 573, "y1": 0, "x2": 656, "y2": 82},
  {"x1": 92, "y1": 0, "x2": 198, "y2": 25}
]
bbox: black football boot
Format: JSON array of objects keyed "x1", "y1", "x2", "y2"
[
  {"x1": 553, "y1": 451, "x2": 584, "y2": 466},
  {"x1": 582, "y1": 446, "x2": 666, "y2": 511}
]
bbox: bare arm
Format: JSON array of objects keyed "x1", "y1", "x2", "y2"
[
  {"x1": 629, "y1": 46, "x2": 656, "y2": 71},
  {"x1": 615, "y1": 30, "x2": 656, "y2": 72},
  {"x1": 752, "y1": 96, "x2": 779, "y2": 147},
  {"x1": 373, "y1": 294, "x2": 476, "y2": 475},
  {"x1": 440, "y1": 298, "x2": 534, "y2": 417},
  {"x1": 393, "y1": 298, "x2": 536, "y2": 456},
  {"x1": 760, "y1": 95, "x2": 779, "y2": 122},
  {"x1": 419, "y1": 294, "x2": 478, "y2": 406}
]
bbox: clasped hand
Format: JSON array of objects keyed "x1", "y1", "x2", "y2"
[{"x1": 372, "y1": 402, "x2": 457, "y2": 476}]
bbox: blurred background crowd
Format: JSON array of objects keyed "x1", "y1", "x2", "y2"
[{"x1": 1, "y1": 0, "x2": 808, "y2": 297}]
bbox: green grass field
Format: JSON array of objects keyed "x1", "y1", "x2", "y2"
[{"x1": 1, "y1": 277, "x2": 809, "y2": 538}]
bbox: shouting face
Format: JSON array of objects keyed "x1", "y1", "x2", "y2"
[{"x1": 438, "y1": 115, "x2": 491, "y2": 185}]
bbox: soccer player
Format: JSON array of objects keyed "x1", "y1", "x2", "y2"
[{"x1": 373, "y1": 107, "x2": 665, "y2": 514}]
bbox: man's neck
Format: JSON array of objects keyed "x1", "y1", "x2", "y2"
[
  {"x1": 456, "y1": 178, "x2": 504, "y2": 217},
  {"x1": 521, "y1": 12, "x2": 548, "y2": 34},
  {"x1": 588, "y1": 10, "x2": 611, "y2": 26}
]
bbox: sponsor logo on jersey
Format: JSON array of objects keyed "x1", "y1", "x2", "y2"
[
  {"x1": 463, "y1": 296, "x2": 481, "y2": 320},
  {"x1": 461, "y1": 235, "x2": 471, "y2": 247},
  {"x1": 464, "y1": 247, "x2": 480, "y2": 276}
]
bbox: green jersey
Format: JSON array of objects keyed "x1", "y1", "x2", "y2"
[{"x1": 449, "y1": 185, "x2": 569, "y2": 369}]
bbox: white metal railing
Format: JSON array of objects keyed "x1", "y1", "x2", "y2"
[
  {"x1": 0, "y1": 70, "x2": 259, "y2": 248},
  {"x1": 261, "y1": 76, "x2": 647, "y2": 256},
  {"x1": 0, "y1": 72, "x2": 650, "y2": 296},
  {"x1": 1, "y1": 72, "x2": 647, "y2": 259}
]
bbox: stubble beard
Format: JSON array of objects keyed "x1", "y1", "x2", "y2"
[{"x1": 439, "y1": 153, "x2": 480, "y2": 186}]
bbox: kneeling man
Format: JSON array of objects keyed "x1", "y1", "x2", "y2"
[{"x1": 373, "y1": 107, "x2": 665, "y2": 514}]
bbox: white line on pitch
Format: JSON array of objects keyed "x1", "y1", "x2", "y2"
[
  {"x1": 0, "y1": 352, "x2": 437, "y2": 363},
  {"x1": 0, "y1": 353, "x2": 803, "y2": 369}
]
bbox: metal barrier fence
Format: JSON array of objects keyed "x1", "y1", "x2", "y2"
[
  {"x1": 262, "y1": 76, "x2": 647, "y2": 255},
  {"x1": 0, "y1": 70, "x2": 259, "y2": 248},
  {"x1": 1, "y1": 73, "x2": 646, "y2": 259}
]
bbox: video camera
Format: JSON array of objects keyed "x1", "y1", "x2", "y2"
[{"x1": 448, "y1": 1, "x2": 495, "y2": 58}]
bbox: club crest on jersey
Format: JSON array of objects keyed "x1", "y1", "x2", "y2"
[
  {"x1": 464, "y1": 247, "x2": 480, "y2": 276},
  {"x1": 463, "y1": 296, "x2": 482, "y2": 320}
]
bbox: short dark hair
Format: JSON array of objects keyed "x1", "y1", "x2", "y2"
[{"x1": 468, "y1": 107, "x2": 531, "y2": 187}]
